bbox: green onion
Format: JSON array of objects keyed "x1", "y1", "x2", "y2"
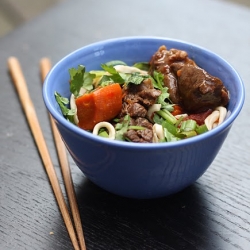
[
  {"x1": 180, "y1": 130, "x2": 197, "y2": 138},
  {"x1": 157, "y1": 109, "x2": 177, "y2": 125},
  {"x1": 163, "y1": 128, "x2": 181, "y2": 142},
  {"x1": 128, "y1": 126, "x2": 145, "y2": 130},
  {"x1": 180, "y1": 120, "x2": 197, "y2": 132},
  {"x1": 98, "y1": 130, "x2": 109, "y2": 138},
  {"x1": 196, "y1": 124, "x2": 208, "y2": 134}
]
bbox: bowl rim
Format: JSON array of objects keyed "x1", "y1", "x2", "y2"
[{"x1": 43, "y1": 36, "x2": 245, "y2": 150}]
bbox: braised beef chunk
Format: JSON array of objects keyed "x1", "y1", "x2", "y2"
[
  {"x1": 149, "y1": 45, "x2": 229, "y2": 113},
  {"x1": 118, "y1": 78, "x2": 161, "y2": 118},
  {"x1": 177, "y1": 65, "x2": 229, "y2": 113},
  {"x1": 139, "y1": 88, "x2": 162, "y2": 107},
  {"x1": 149, "y1": 45, "x2": 196, "y2": 104},
  {"x1": 119, "y1": 117, "x2": 153, "y2": 143},
  {"x1": 118, "y1": 79, "x2": 159, "y2": 142},
  {"x1": 126, "y1": 103, "x2": 147, "y2": 117},
  {"x1": 124, "y1": 128, "x2": 153, "y2": 143},
  {"x1": 133, "y1": 117, "x2": 153, "y2": 129}
]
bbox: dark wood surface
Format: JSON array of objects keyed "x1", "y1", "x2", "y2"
[{"x1": 0, "y1": 0, "x2": 249, "y2": 249}]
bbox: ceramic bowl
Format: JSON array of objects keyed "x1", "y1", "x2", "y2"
[{"x1": 43, "y1": 37, "x2": 244, "y2": 199}]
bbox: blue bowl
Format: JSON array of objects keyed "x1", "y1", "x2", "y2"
[{"x1": 43, "y1": 37, "x2": 244, "y2": 199}]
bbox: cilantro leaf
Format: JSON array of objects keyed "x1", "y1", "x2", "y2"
[
  {"x1": 55, "y1": 92, "x2": 76, "y2": 124},
  {"x1": 132, "y1": 62, "x2": 150, "y2": 71},
  {"x1": 125, "y1": 73, "x2": 146, "y2": 85},
  {"x1": 115, "y1": 115, "x2": 130, "y2": 141},
  {"x1": 100, "y1": 64, "x2": 147, "y2": 86},
  {"x1": 152, "y1": 71, "x2": 164, "y2": 90},
  {"x1": 69, "y1": 65, "x2": 94, "y2": 97},
  {"x1": 148, "y1": 71, "x2": 174, "y2": 112},
  {"x1": 101, "y1": 64, "x2": 118, "y2": 74},
  {"x1": 157, "y1": 87, "x2": 173, "y2": 111},
  {"x1": 101, "y1": 64, "x2": 125, "y2": 84},
  {"x1": 163, "y1": 128, "x2": 181, "y2": 142}
]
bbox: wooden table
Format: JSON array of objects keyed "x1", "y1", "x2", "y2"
[{"x1": 0, "y1": 0, "x2": 249, "y2": 249}]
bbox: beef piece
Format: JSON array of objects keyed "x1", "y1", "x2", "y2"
[
  {"x1": 149, "y1": 46, "x2": 191, "y2": 70},
  {"x1": 149, "y1": 45, "x2": 229, "y2": 113},
  {"x1": 124, "y1": 117, "x2": 153, "y2": 142},
  {"x1": 129, "y1": 117, "x2": 153, "y2": 129},
  {"x1": 124, "y1": 130, "x2": 141, "y2": 142},
  {"x1": 126, "y1": 103, "x2": 147, "y2": 117},
  {"x1": 162, "y1": 72, "x2": 179, "y2": 104},
  {"x1": 124, "y1": 128, "x2": 153, "y2": 143},
  {"x1": 118, "y1": 81, "x2": 156, "y2": 143},
  {"x1": 124, "y1": 79, "x2": 160, "y2": 107},
  {"x1": 119, "y1": 78, "x2": 161, "y2": 118},
  {"x1": 138, "y1": 88, "x2": 161, "y2": 107},
  {"x1": 149, "y1": 45, "x2": 196, "y2": 104},
  {"x1": 129, "y1": 78, "x2": 154, "y2": 92},
  {"x1": 123, "y1": 93, "x2": 142, "y2": 104},
  {"x1": 137, "y1": 129, "x2": 153, "y2": 142},
  {"x1": 177, "y1": 65, "x2": 229, "y2": 113},
  {"x1": 134, "y1": 117, "x2": 153, "y2": 129}
]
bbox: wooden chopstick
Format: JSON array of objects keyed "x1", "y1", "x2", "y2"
[
  {"x1": 40, "y1": 58, "x2": 86, "y2": 250},
  {"x1": 7, "y1": 57, "x2": 80, "y2": 250}
]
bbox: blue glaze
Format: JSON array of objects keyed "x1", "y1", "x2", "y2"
[{"x1": 43, "y1": 37, "x2": 244, "y2": 199}]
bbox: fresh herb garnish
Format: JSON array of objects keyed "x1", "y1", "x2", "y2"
[
  {"x1": 151, "y1": 70, "x2": 164, "y2": 90},
  {"x1": 54, "y1": 92, "x2": 76, "y2": 124},
  {"x1": 115, "y1": 115, "x2": 130, "y2": 141},
  {"x1": 69, "y1": 65, "x2": 95, "y2": 97},
  {"x1": 149, "y1": 71, "x2": 173, "y2": 112},
  {"x1": 133, "y1": 62, "x2": 150, "y2": 71},
  {"x1": 100, "y1": 64, "x2": 147, "y2": 86}
]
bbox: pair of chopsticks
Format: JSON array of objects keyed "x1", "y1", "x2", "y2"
[{"x1": 8, "y1": 57, "x2": 86, "y2": 250}]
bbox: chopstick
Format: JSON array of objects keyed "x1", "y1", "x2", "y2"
[
  {"x1": 39, "y1": 58, "x2": 86, "y2": 250},
  {"x1": 7, "y1": 57, "x2": 81, "y2": 250}
]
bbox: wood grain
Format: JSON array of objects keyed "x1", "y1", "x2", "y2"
[
  {"x1": 40, "y1": 57, "x2": 86, "y2": 250},
  {"x1": 1, "y1": 0, "x2": 250, "y2": 249},
  {"x1": 7, "y1": 57, "x2": 80, "y2": 250}
]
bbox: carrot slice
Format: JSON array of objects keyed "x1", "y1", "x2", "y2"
[{"x1": 75, "y1": 83, "x2": 122, "y2": 130}]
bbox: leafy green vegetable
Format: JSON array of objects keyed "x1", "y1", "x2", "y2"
[
  {"x1": 196, "y1": 124, "x2": 208, "y2": 134},
  {"x1": 54, "y1": 92, "x2": 76, "y2": 124},
  {"x1": 163, "y1": 128, "x2": 180, "y2": 142},
  {"x1": 151, "y1": 71, "x2": 165, "y2": 90},
  {"x1": 128, "y1": 126, "x2": 145, "y2": 130},
  {"x1": 157, "y1": 87, "x2": 173, "y2": 111},
  {"x1": 133, "y1": 62, "x2": 150, "y2": 71},
  {"x1": 157, "y1": 109, "x2": 177, "y2": 125},
  {"x1": 101, "y1": 64, "x2": 118, "y2": 75},
  {"x1": 180, "y1": 120, "x2": 197, "y2": 132},
  {"x1": 97, "y1": 75, "x2": 114, "y2": 86},
  {"x1": 180, "y1": 130, "x2": 197, "y2": 138},
  {"x1": 89, "y1": 70, "x2": 106, "y2": 77},
  {"x1": 125, "y1": 73, "x2": 146, "y2": 85},
  {"x1": 115, "y1": 115, "x2": 130, "y2": 141},
  {"x1": 69, "y1": 65, "x2": 95, "y2": 97},
  {"x1": 100, "y1": 64, "x2": 147, "y2": 86},
  {"x1": 98, "y1": 128, "x2": 109, "y2": 138},
  {"x1": 149, "y1": 71, "x2": 173, "y2": 112},
  {"x1": 153, "y1": 113, "x2": 164, "y2": 125},
  {"x1": 162, "y1": 120, "x2": 184, "y2": 139},
  {"x1": 100, "y1": 64, "x2": 125, "y2": 84},
  {"x1": 105, "y1": 60, "x2": 127, "y2": 67}
]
